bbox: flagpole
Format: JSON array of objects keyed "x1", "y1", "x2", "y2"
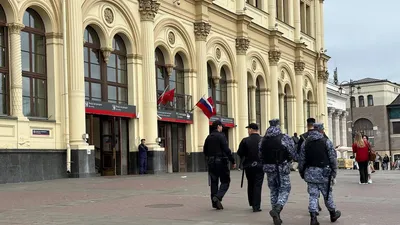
[{"x1": 189, "y1": 94, "x2": 206, "y2": 112}]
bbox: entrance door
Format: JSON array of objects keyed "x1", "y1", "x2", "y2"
[
  {"x1": 86, "y1": 115, "x2": 129, "y2": 176},
  {"x1": 158, "y1": 122, "x2": 187, "y2": 173}
]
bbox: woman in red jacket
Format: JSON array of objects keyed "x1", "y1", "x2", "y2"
[{"x1": 352, "y1": 132, "x2": 370, "y2": 184}]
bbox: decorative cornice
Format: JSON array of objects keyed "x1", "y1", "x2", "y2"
[
  {"x1": 194, "y1": 22, "x2": 211, "y2": 41},
  {"x1": 127, "y1": 54, "x2": 143, "y2": 60},
  {"x1": 7, "y1": 23, "x2": 24, "y2": 34},
  {"x1": 268, "y1": 50, "x2": 281, "y2": 66},
  {"x1": 294, "y1": 61, "x2": 305, "y2": 74},
  {"x1": 318, "y1": 70, "x2": 329, "y2": 83},
  {"x1": 100, "y1": 47, "x2": 113, "y2": 63},
  {"x1": 226, "y1": 79, "x2": 237, "y2": 84},
  {"x1": 236, "y1": 37, "x2": 250, "y2": 55},
  {"x1": 138, "y1": 0, "x2": 160, "y2": 21},
  {"x1": 46, "y1": 32, "x2": 63, "y2": 39}
]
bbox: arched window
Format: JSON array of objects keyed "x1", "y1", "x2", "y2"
[
  {"x1": 247, "y1": 73, "x2": 252, "y2": 124},
  {"x1": 108, "y1": 35, "x2": 127, "y2": 104},
  {"x1": 22, "y1": 8, "x2": 47, "y2": 117},
  {"x1": 255, "y1": 78, "x2": 261, "y2": 131},
  {"x1": 155, "y1": 48, "x2": 167, "y2": 93},
  {"x1": 367, "y1": 95, "x2": 374, "y2": 106},
  {"x1": 284, "y1": 86, "x2": 289, "y2": 132},
  {"x1": 0, "y1": 6, "x2": 9, "y2": 115},
  {"x1": 354, "y1": 118, "x2": 374, "y2": 137},
  {"x1": 350, "y1": 96, "x2": 356, "y2": 108},
  {"x1": 359, "y1": 96, "x2": 365, "y2": 107},
  {"x1": 84, "y1": 26, "x2": 102, "y2": 102},
  {"x1": 216, "y1": 68, "x2": 228, "y2": 117},
  {"x1": 207, "y1": 63, "x2": 213, "y2": 98},
  {"x1": 277, "y1": 0, "x2": 289, "y2": 23},
  {"x1": 172, "y1": 54, "x2": 185, "y2": 111},
  {"x1": 306, "y1": 91, "x2": 311, "y2": 119}
]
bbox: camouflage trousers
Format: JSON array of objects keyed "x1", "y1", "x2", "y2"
[
  {"x1": 266, "y1": 173, "x2": 291, "y2": 208},
  {"x1": 307, "y1": 182, "x2": 336, "y2": 213}
]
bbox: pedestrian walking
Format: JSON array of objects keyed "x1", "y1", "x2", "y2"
[
  {"x1": 352, "y1": 132, "x2": 370, "y2": 184},
  {"x1": 138, "y1": 139, "x2": 148, "y2": 174},
  {"x1": 298, "y1": 123, "x2": 341, "y2": 225},
  {"x1": 237, "y1": 123, "x2": 264, "y2": 212},
  {"x1": 259, "y1": 119, "x2": 298, "y2": 225},
  {"x1": 297, "y1": 118, "x2": 322, "y2": 214},
  {"x1": 203, "y1": 120, "x2": 236, "y2": 210}
]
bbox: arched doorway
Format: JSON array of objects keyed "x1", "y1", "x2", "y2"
[{"x1": 354, "y1": 118, "x2": 374, "y2": 145}]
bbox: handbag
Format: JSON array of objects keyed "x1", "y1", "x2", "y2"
[{"x1": 368, "y1": 143, "x2": 376, "y2": 162}]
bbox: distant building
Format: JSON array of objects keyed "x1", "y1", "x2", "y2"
[
  {"x1": 342, "y1": 78, "x2": 400, "y2": 158},
  {"x1": 387, "y1": 95, "x2": 400, "y2": 163},
  {"x1": 327, "y1": 79, "x2": 348, "y2": 158}
]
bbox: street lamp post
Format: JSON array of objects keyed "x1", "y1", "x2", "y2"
[{"x1": 338, "y1": 80, "x2": 361, "y2": 155}]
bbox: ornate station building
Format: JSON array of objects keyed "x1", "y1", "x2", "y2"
[{"x1": 0, "y1": 0, "x2": 329, "y2": 183}]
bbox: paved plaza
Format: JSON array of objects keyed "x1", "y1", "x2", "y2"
[{"x1": 0, "y1": 170, "x2": 398, "y2": 225}]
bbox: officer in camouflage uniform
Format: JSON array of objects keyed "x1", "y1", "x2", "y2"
[
  {"x1": 259, "y1": 119, "x2": 298, "y2": 225},
  {"x1": 298, "y1": 123, "x2": 341, "y2": 225}
]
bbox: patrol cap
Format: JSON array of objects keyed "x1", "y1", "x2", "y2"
[
  {"x1": 307, "y1": 118, "x2": 316, "y2": 125},
  {"x1": 313, "y1": 123, "x2": 324, "y2": 131},
  {"x1": 212, "y1": 120, "x2": 224, "y2": 128},
  {"x1": 269, "y1": 118, "x2": 280, "y2": 127},
  {"x1": 246, "y1": 123, "x2": 259, "y2": 130}
]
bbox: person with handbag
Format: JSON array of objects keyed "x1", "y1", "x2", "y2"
[
  {"x1": 352, "y1": 132, "x2": 370, "y2": 184},
  {"x1": 363, "y1": 135, "x2": 375, "y2": 184}
]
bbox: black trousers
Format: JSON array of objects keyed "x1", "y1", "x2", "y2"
[
  {"x1": 358, "y1": 161, "x2": 369, "y2": 183},
  {"x1": 374, "y1": 162, "x2": 380, "y2": 170},
  {"x1": 245, "y1": 166, "x2": 264, "y2": 209},
  {"x1": 208, "y1": 161, "x2": 231, "y2": 202}
]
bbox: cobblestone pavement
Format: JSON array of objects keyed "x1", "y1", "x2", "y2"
[{"x1": 0, "y1": 169, "x2": 399, "y2": 225}]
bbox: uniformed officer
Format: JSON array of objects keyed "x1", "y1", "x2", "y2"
[
  {"x1": 298, "y1": 123, "x2": 341, "y2": 225},
  {"x1": 203, "y1": 120, "x2": 236, "y2": 210},
  {"x1": 237, "y1": 123, "x2": 264, "y2": 212},
  {"x1": 259, "y1": 119, "x2": 298, "y2": 225},
  {"x1": 297, "y1": 118, "x2": 323, "y2": 214}
]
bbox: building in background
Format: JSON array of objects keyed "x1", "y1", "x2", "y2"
[
  {"x1": 386, "y1": 95, "x2": 400, "y2": 165},
  {"x1": 326, "y1": 74, "x2": 349, "y2": 158},
  {"x1": 0, "y1": 0, "x2": 329, "y2": 183},
  {"x1": 342, "y1": 78, "x2": 400, "y2": 159}
]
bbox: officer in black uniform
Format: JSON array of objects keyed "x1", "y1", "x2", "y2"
[
  {"x1": 203, "y1": 120, "x2": 236, "y2": 210},
  {"x1": 297, "y1": 118, "x2": 324, "y2": 214},
  {"x1": 237, "y1": 123, "x2": 264, "y2": 212}
]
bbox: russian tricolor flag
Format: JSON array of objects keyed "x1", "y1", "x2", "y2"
[{"x1": 196, "y1": 97, "x2": 216, "y2": 119}]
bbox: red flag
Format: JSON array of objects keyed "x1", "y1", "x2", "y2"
[
  {"x1": 206, "y1": 97, "x2": 217, "y2": 116},
  {"x1": 157, "y1": 88, "x2": 175, "y2": 105}
]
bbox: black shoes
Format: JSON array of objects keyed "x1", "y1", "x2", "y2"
[
  {"x1": 212, "y1": 196, "x2": 223, "y2": 210},
  {"x1": 310, "y1": 212, "x2": 320, "y2": 225},
  {"x1": 269, "y1": 205, "x2": 283, "y2": 225},
  {"x1": 252, "y1": 208, "x2": 262, "y2": 212},
  {"x1": 329, "y1": 210, "x2": 341, "y2": 222}
]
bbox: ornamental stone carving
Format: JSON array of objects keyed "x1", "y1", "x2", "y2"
[
  {"x1": 280, "y1": 70, "x2": 285, "y2": 80},
  {"x1": 104, "y1": 8, "x2": 114, "y2": 24},
  {"x1": 318, "y1": 70, "x2": 329, "y2": 83},
  {"x1": 168, "y1": 31, "x2": 175, "y2": 45},
  {"x1": 215, "y1": 48, "x2": 221, "y2": 60},
  {"x1": 294, "y1": 61, "x2": 305, "y2": 73},
  {"x1": 252, "y1": 59, "x2": 257, "y2": 71},
  {"x1": 7, "y1": 23, "x2": 24, "y2": 34},
  {"x1": 235, "y1": 37, "x2": 250, "y2": 55},
  {"x1": 138, "y1": 0, "x2": 160, "y2": 21},
  {"x1": 268, "y1": 50, "x2": 281, "y2": 65},
  {"x1": 101, "y1": 47, "x2": 113, "y2": 63},
  {"x1": 194, "y1": 22, "x2": 211, "y2": 41},
  {"x1": 304, "y1": 79, "x2": 308, "y2": 87}
]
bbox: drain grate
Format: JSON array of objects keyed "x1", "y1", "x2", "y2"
[{"x1": 145, "y1": 204, "x2": 184, "y2": 208}]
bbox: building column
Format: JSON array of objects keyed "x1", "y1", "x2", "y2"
[
  {"x1": 340, "y1": 111, "x2": 348, "y2": 146},
  {"x1": 269, "y1": 50, "x2": 281, "y2": 119},
  {"x1": 65, "y1": 0, "x2": 95, "y2": 177},
  {"x1": 139, "y1": 0, "x2": 165, "y2": 173},
  {"x1": 333, "y1": 110, "x2": 341, "y2": 147},
  {"x1": 293, "y1": 0, "x2": 301, "y2": 41},
  {"x1": 320, "y1": 0, "x2": 325, "y2": 48},
  {"x1": 248, "y1": 85, "x2": 256, "y2": 123},
  {"x1": 260, "y1": 88, "x2": 269, "y2": 132},
  {"x1": 317, "y1": 71, "x2": 326, "y2": 121},
  {"x1": 327, "y1": 107, "x2": 335, "y2": 139},
  {"x1": 279, "y1": 93, "x2": 285, "y2": 132},
  {"x1": 294, "y1": 61, "x2": 305, "y2": 133},
  {"x1": 8, "y1": 23, "x2": 26, "y2": 120},
  {"x1": 287, "y1": 95, "x2": 296, "y2": 135},
  {"x1": 268, "y1": 0, "x2": 277, "y2": 29},
  {"x1": 236, "y1": 37, "x2": 250, "y2": 140},
  {"x1": 193, "y1": 21, "x2": 211, "y2": 172}
]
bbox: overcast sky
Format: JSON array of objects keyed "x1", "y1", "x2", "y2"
[{"x1": 324, "y1": 0, "x2": 400, "y2": 83}]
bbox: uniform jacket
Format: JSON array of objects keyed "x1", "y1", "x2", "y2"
[
  {"x1": 259, "y1": 126, "x2": 297, "y2": 174},
  {"x1": 138, "y1": 144, "x2": 148, "y2": 158},
  {"x1": 298, "y1": 130, "x2": 338, "y2": 183},
  {"x1": 203, "y1": 130, "x2": 235, "y2": 164},
  {"x1": 237, "y1": 133, "x2": 262, "y2": 168}
]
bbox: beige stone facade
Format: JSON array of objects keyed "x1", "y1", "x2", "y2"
[{"x1": 0, "y1": 0, "x2": 329, "y2": 182}]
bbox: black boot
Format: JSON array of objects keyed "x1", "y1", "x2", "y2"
[
  {"x1": 212, "y1": 196, "x2": 224, "y2": 210},
  {"x1": 269, "y1": 205, "x2": 283, "y2": 225},
  {"x1": 329, "y1": 210, "x2": 341, "y2": 222},
  {"x1": 310, "y1": 212, "x2": 320, "y2": 225}
]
